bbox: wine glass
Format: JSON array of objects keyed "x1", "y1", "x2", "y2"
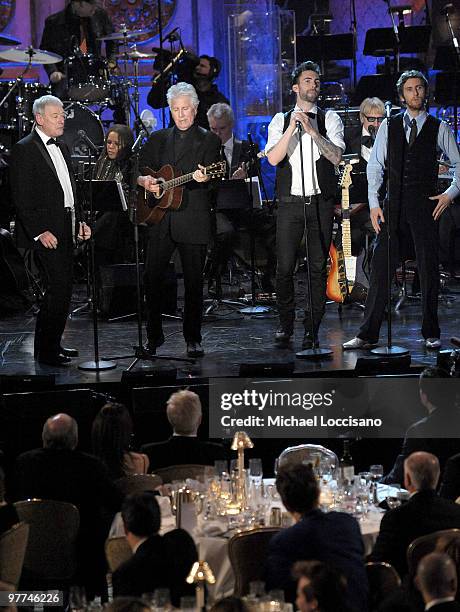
[
  {"x1": 370, "y1": 464, "x2": 384, "y2": 505},
  {"x1": 386, "y1": 484, "x2": 402, "y2": 510}
]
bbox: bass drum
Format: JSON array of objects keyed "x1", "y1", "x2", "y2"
[{"x1": 62, "y1": 102, "x2": 104, "y2": 160}]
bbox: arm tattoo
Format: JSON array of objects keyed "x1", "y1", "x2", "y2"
[{"x1": 312, "y1": 133, "x2": 342, "y2": 166}]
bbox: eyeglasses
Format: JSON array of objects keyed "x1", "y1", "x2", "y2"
[
  {"x1": 106, "y1": 139, "x2": 121, "y2": 147},
  {"x1": 365, "y1": 116, "x2": 384, "y2": 123}
]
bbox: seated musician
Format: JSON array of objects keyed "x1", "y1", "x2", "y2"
[
  {"x1": 40, "y1": 0, "x2": 117, "y2": 100},
  {"x1": 137, "y1": 82, "x2": 221, "y2": 358},
  {"x1": 206, "y1": 102, "x2": 276, "y2": 296},
  {"x1": 339, "y1": 97, "x2": 384, "y2": 300},
  {"x1": 93, "y1": 124, "x2": 135, "y2": 267}
]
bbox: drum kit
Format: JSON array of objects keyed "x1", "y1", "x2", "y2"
[{"x1": 0, "y1": 26, "x2": 157, "y2": 160}]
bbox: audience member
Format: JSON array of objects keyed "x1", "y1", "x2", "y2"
[
  {"x1": 112, "y1": 491, "x2": 197, "y2": 606},
  {"x1": 369, "y1": 452, "x2": 460, "y2": 578},
  {"x1": 265, "y1": 463, "x2": 368, "y2": 611},
  {"x1": 439, "y1": 452, "x2": 460, "y2": 502},
  {"x1": 141, "y1": 390, "x2": 226, "y2": 469},
  {"x1": 14, "y1": 413, "x2": 122, "y2": 595},
  {"x1": 0, "y1": 467, "x2": 19, "y2": 536},
  {"x1": 104, "y1": 597, "x2": 150, "y2": 612},
  {"x1": 210, "y1": 597, "x2": 248, "y2": 612},
  {"x1": 382, "y1": 367, "x2": 460, "y2": 485},
  {"x1": 92, "y1": 402, "x2": 149, "y2": 479},
  {"x1": 292, "y1": 560, "x2": 351, "y2": 612},
  {"x1": 416, "y1": 552, "x2": 460, "y2": 611}
]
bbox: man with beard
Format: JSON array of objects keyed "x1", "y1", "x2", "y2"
[
  {"x1": 343, "y1": 70, "x2": 460, "y2": 351},
  {"x1": 266, "y1": 61, "x2": 344, "y2": 350},
  {"x1": 147, "y1": 54, "x2": 229, "y2": 129}
]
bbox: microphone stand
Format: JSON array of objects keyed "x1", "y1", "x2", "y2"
[
  {"x1": 78, "y1": 145, "x2": 117, "y2": 371},
  {"x1": 239, "y1": 136, "x2": 271, "y2": 316},
  {"x1": 444, "y1": 4, "x2": 460, "y2": 141},
  {"x1": 372, "y1": 103, "x2": 408, "y2": 357},
  {"x1": 295, "y1": 121, "x2": 332, "y2": 359}
]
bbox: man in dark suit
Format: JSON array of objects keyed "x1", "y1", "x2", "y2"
[
  {"x1": 369, "y1": 452, "x2": 460, "y2": 578},
  {"x1": 416, "y1": 552, "x2": 460, "y2": 611},
  {"x1": 14, "y1": 413, "x2": 122, "y2": 595},
  {"x1": 206, "y1": 102, "x2": 276, "y2": 296},
  {"x1": 381, "y1": 367, "x2": 460, "y2": 486},
  {"x1": 9, "y1": 95, "x2": 90, "y2": 366},
  {"x1": 138, "y1": 82, "x2": 221, "y2": 357},
  {"x1": 439, "y1": 452, "x2": 460, "y2": 501},
  {"x1": 266, "y1": 463, "x2": 368, "y2": 611},
  {"x1": 141, "y1": 389, "x2": 226, "y2": 470},
  {"x1": 40, "y1": 0, "x2": 116, "y2": 100},
  {"x1": 112, "y1": 491, "x2": 197, "y2": 606}
]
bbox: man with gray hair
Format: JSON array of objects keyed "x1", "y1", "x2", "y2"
[
  {"x1": 141, "y1": 389, "x2": 226, "y2": 469},
  {"x1": 369, "y1": 451, "x2": 460, "y2": 577},
  {"x1": 9, "y1": 95, "x2": 90, "y2": 367},
  {"x1": 138, "y1": 82, "x2": 221, "y2": 357}
]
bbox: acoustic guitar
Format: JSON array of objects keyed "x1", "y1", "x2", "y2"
[
  {"x1": 327, "y1": 157, "x2": 360, "y2": 303},
  {"x1": 136, "y1": 161, "x2": 226, "y2": 225}
]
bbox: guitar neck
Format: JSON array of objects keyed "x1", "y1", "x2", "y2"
[
  {"x1": 341, "y1": 188, "x2": 352, "y2": 258},
  {"x1": 162, "y1": 171, "x2": 195, "y2": 192}
]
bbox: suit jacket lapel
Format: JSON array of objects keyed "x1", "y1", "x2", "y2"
[
  {"x1": 32, "y1": 131, "x2": 60, "y2": 183},
  {"x1": 231, "y1": 139, "x2": 242, "y2": 177},
  {"x1": 163, "y1": 128, "x2": 175, "y2": 167}
]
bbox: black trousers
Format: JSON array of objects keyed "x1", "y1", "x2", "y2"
[
  {"x1": 144, "y1": 226, "x2": 207, "y2": 346},
  {"x1": 34, "y1": 211, "x2": 74, "y2": 358},
  {"x1": 359, "y1": 197, "x2": 440, "y2": 343},
  {"x1": 276, "y1": 195, "x2": 335, "y2": 335}
]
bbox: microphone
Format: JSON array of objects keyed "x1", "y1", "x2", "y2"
[
  {"x1": 131, "y1": 129, "x2": 146, "y2": 155},
  {"x1": 384, "y1": 100, "x2": 392, "y2": 118},
  {"x1": 161, "y1": 27, "x2": 180, "y2": 44},
  {"x1": 368, "y1": 125, "x2": 376, "y2": 142},
  {"x1": 296, "y1": 120, "x2": 303, "y2": 132},
  {"x1": 441, "y1": 3, "x2": 454, "y2": 15},
  {"x1": 77, "y1": 130, "x2": 100, "y2": 155}
]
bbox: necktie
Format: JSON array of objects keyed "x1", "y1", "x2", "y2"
[
  {"x1": 47, "y1": 138, "x2": 58, "y2": 146},
  {"x1": 361, "y1": 135, "x2": 373, "y2": 148},
  {"x1": 408, "y1": 118, "x2": 417, "y2": 147}
]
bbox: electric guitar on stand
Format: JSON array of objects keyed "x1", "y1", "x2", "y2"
[{"x1": 327, "y1": 156, "x2": 360, "y2": 303}]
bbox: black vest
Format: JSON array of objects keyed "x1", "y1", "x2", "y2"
[
  {"x1": 275, "y1": 108, "x2": 338, "y2": 200},
  {"x1": 387, "y1": 112, "x2": 440, "y2": 223}
]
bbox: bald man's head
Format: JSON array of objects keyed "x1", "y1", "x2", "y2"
[
  {"x1": 42, "y1": 413, "x2": 78, "y2": 450},
  {"x1": 417, "y1": 552, "x2": 457, "y2": 603},
  {"x1": 404, "y1": 452, "x2": 440, "y2": 492}
]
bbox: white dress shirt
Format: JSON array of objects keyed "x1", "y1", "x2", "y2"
[
  {"x1": 35, "y1": 128, "x2": 74, "y2": 209},
  {"x1": 361, "y1": 127, "x2": 372, "y2": 163},
  {"x1": 265, "y1": 104, "x2": 345, "y2": 196}
]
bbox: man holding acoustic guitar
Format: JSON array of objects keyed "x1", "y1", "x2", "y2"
[{"x1": 137, "y1": 82, "x2": 222, "y2": 358}]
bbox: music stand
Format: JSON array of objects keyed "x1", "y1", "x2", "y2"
[
  {"x1": 363, "y1": 26, "x2": 431, "y2": 57},
  {"x1": 78, "y1": 180, "x2": 125, "y2": 371}
]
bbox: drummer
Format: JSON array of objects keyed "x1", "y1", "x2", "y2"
[{"x1": 40, "y1": 0, "x2": 117, "y2": 100}]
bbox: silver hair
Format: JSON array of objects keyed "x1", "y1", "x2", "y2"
[
  {"x1": 359, "y1": 97, "x2": 385, "y2": 120},
  {"x1": 166, "y1": 389, "x2": 202, "y2": 435},
  {"x1": 207, "y1": 102, "x2": 234, "y2": 124},
  {"x1": 405, "y1": 452, "x2": 440, "y2": 491},
  {"x1": 32, "y1": 95, "x2": 63, "y2": 117},
  {"x1": 42, "y1": 413, "x2": 78, "y2": 450},
  {"x1": 166, "y1": 82, "x2": 199, "y2": 109}
]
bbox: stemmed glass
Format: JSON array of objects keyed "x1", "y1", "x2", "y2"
[{"x1": 370, "y1": 464, "x2": 384, "y2": 505}]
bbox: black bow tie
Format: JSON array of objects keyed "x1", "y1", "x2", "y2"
[
  {"x1": 361, "y1": 135, "x2": 373, "y2": 148},
  {"x1": 305, "y1": 112, "x2": 316, "y2": 119},
  {"x1": 47, "y1": 138, "x2": 58, "y2": 146}
]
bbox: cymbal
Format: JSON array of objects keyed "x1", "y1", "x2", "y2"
[
  {"x1": 116, "y1": 49, "x2": 157, "y2": 60},
  {"x1": 0, "y1": 47, "x2": 63, "y2": 64},
  {"x1": 0, "y1": 34, "x2": 21, "y2": 46},
  {"x1": 98, "y1": 28, "x2": 155, "y2": 42}
]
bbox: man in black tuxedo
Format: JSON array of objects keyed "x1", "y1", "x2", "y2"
[
  {"x1": 9, "y1": 95, "x2": 90, "y2": 366},
  {"x1": 112, "y1": 491, "x2": 197, "y2": 606},
  {"x1": 416, "y1": 552, "x2": 460, "y2": 611},
  {"x1": 141, "y1": 389, "x2": 226, "y2": 470},
  {"x1": 206, "y1": 102, "x2": 276, "y2": 296},
  {"x1": 14, "y1": 413, "x2": 122, "y2": 595},
  {"x1": 40, "y1": 0, "x2": 116, "y2": 100},
  {"x1": 369, "y1": 452, "x2": 460, "y2": 578},
  {"x1": 138, "y1": 82, "x2": 221, "y2": 357},
  {"x1": 266, "y1": 463, "x2": 368, "y2": 611}
]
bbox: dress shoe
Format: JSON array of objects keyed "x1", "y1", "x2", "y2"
[
  {"x1": 143, "y1": 342, "x2": 158, "y2": 356},
  {"x1": 425, "y1": 337, "x2": 441, "y2": 350},
  {"x1": 274, "y1": 328, "x2": 292, "y2": 345},
  {"x1": 187, "y1": 342, "x2": 204, "y2": 357},
  {"x1": 301, "y1": 332, "x2": 319, "y2": 350},
  {"x1": 60, "y1": 346, "x2": 79, "y2": 357},
  {"x1": 36, "y1": 353, "x2": 72, "y2": 367},
  {"x1": 342, "y1": 336, "x2": 378, "y2": 350}
]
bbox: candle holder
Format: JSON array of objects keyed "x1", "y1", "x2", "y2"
[
  {"x1": 231, "y1": 431, "x2": 254, "y2": 511},
  {"x1": 186, "y1": 561, "x2": 216, "y2": 609}
]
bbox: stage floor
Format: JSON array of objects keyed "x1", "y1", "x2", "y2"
[{"x1": 2, "y1": 279, "x2": 460, "y2": 386}]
